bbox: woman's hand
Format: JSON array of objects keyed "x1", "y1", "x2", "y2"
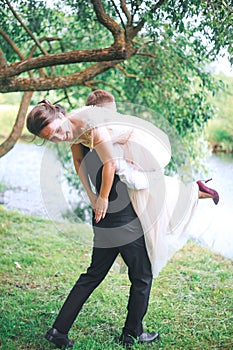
[
  {"x1": 88, "y1": 192, "x2": 97, "y2": 210},
  {"x1": 94, "y1": 195, "x2": 108, "y2": 223}
]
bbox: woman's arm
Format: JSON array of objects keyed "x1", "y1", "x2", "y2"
[
  {"x1": 71, "y1": 143, "x2": 97, "y2": 209},
  {"x1": 92, "y1": 127, "x2": 116, "y2": 223}
]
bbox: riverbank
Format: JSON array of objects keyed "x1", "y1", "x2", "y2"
[
  {"x1": 0, "y1": 143, "x2": 74, "y2": 221},
  {"x1": 1, "y1": 143, "x2": 233, "y2": 260},
  {"x1": 0, "y1": 206, "x2": 232, "y2": 349}
]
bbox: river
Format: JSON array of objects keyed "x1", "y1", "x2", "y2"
[
  {"x1": 0, "y1": 143, "x2": 232, "y2": 259},
  {"x1": 187, "y1": 153, "x2": 233, "y2": 260}
]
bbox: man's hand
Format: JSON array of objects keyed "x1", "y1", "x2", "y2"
[{"x1": 94, "y1": 196, "x2": 108, "y2": 223}]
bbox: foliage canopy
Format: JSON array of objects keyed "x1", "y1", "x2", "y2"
[{"x1": 0, "y1": 0, "x2": 232, "y2": 164}]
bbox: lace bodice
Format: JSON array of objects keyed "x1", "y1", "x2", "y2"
[{"x1": 69, "y1": 105, "x2": 171, "y2": 168}]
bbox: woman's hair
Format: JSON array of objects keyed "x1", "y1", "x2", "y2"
[
  {"x1": 26, "y1": 99, "x2": 66, "y2": 136},
  {"x1": 86, "y1": 89, "x2": 115, "y2": 106}
]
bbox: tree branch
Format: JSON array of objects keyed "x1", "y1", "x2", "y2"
[
  {"x1": 54, "y1": 89, "x2": 74, "y2": 109},
  {"x1": 110, "y1": 0, "x2": 127, "y2": 35},
  {"x1": 222, "y1": 1, "x2": 233, "y2": 14},
  {"x1": 27, "y1": 37, "x2": 61, "y2": 77},
  {"x1": 0, "y1": 29, "x2": 25, "y2": 60},
  {"x1": 5, "y1": 0, "x2": 48, "y2": 56},
  {"x1": 64, "y1": 88, "x2": 74, "y2": 108},
  {"x1": 120, "y1": 0, "x2": 132, "y2": 25},
  {"x1": 0, "y1": 91, "x2": 33, "y2": 157},
  {"x1": 0, "y1": 44, "x2": 127, "y2": 78},
  {"x1": 0, "y1": 29, "x2": 32, "y2": 78},
  {"x1": 117, "y1": 65, "x2": 143, "y2": 80},
  {"x1": 0, "y1": 49, "x2": 7, "y2": 68},
  {"x1": 136, "y1": 52, "x2": 157, "y2": 59},
  {"x1": 0, "y1": 61, "x2": 122, "y2": 92},
  {"x1": 27, "y1": 37, "x2": 61, "y2": 59},
  {"x1": 131, "y1": 0, "x2": 168, "y2": 38},
  {"x1": 91, "y1": 0, "x2": 124, "y2": 42}
]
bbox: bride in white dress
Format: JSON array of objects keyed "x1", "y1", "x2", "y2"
[
  {"x1": 26, "y1": 94, "x2": 219, "y2": 277},
  {"x1": 69, "y1": 104, "x2": 200, "y2": 277}
]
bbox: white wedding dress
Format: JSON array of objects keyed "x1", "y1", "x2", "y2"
[{"x1": 70, "y1": 106, "x2": 199, "y2": 277}]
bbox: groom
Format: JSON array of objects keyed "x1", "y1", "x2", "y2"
[{"x1": 45, "y1": 90, "x2": 159, "y2": 348}]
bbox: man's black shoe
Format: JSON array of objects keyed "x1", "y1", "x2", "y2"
[
  {"x1": 45, "y1": 328, "x2": 74, "y2": 349},
  {"x1": 119, "y1": 333, "x2": 135, "y2": 347},
  {"x1": 119, "y1": 331, "x2": 159, "y2": 347},
  {"x1": 138, "y1": 331, "x2": 159, "y2": 343}
]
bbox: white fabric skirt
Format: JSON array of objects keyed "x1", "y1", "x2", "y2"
[{"x1": 129, "y1": 175, "x2": 199, "y2": 277}]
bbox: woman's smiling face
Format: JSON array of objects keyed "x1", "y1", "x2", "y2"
[{"x1": 39, "y1": 115, "x2": 73, "y2": 143}]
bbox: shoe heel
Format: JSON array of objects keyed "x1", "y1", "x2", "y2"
[
  {"x1": 196, "y1": 179, "x2": 219, "y2": 205},
  {"x1": 204, "y1": 178, "x2": 212, "y2": 183}
]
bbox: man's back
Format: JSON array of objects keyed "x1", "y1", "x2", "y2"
[{"x1": 81, "y1": 145, "x2": 143, "y2": 247}]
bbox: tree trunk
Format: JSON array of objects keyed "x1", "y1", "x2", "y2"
[{"x1": 0, "y1": 91, "x2": 33, "y2": 157}]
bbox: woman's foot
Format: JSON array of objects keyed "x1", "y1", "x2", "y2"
[{"x1": 197, "y1": 179, "x2": 219, "y2": 205}]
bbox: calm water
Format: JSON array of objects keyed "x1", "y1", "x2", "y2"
[
  {"x1": 0, "y1": 143, "x2": 75, "y2": 221},
  {"x1": 0, "y1": 144, "x2": 232, "y2": 259},
  {"x1": 188, "y1": 153, "x2": 233, "y2": 259}
]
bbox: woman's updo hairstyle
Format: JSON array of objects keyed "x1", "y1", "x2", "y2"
[{"x1": 26, "y1": 99, "x2": 66, "y2": 136}]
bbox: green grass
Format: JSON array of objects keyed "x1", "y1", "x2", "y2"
[{"x1": 0, "y1": 206, "x2": 232, "y2": 350}]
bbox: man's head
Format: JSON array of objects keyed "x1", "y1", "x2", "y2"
[{"x1": 86, "y1": 89, "x2": 116, "y2": 111}]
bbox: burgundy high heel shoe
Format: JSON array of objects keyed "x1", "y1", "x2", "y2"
[{"x1": 196, "y1": 178, "x2": 219, "y2": 205}]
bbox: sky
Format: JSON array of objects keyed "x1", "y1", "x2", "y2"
[{"x1": 210, "y1": 53, "x2": 233, "y2": 77}]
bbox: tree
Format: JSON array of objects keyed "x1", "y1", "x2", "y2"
[{"x1": 0, "y1": 0, "x2": 232, "y2": 157}]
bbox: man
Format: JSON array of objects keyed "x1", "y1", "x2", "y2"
[{"x1": 45, "y1": 90, "x2": 159, "y2": 348}]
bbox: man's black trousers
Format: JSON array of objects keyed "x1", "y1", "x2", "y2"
[{"x1": 53, "y1": 235, "x2": 153, "y2": 338}]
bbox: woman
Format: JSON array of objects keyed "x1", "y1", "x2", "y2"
[{"x1": 26, "y1": 97, "x2": 219, "y2": 277}]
